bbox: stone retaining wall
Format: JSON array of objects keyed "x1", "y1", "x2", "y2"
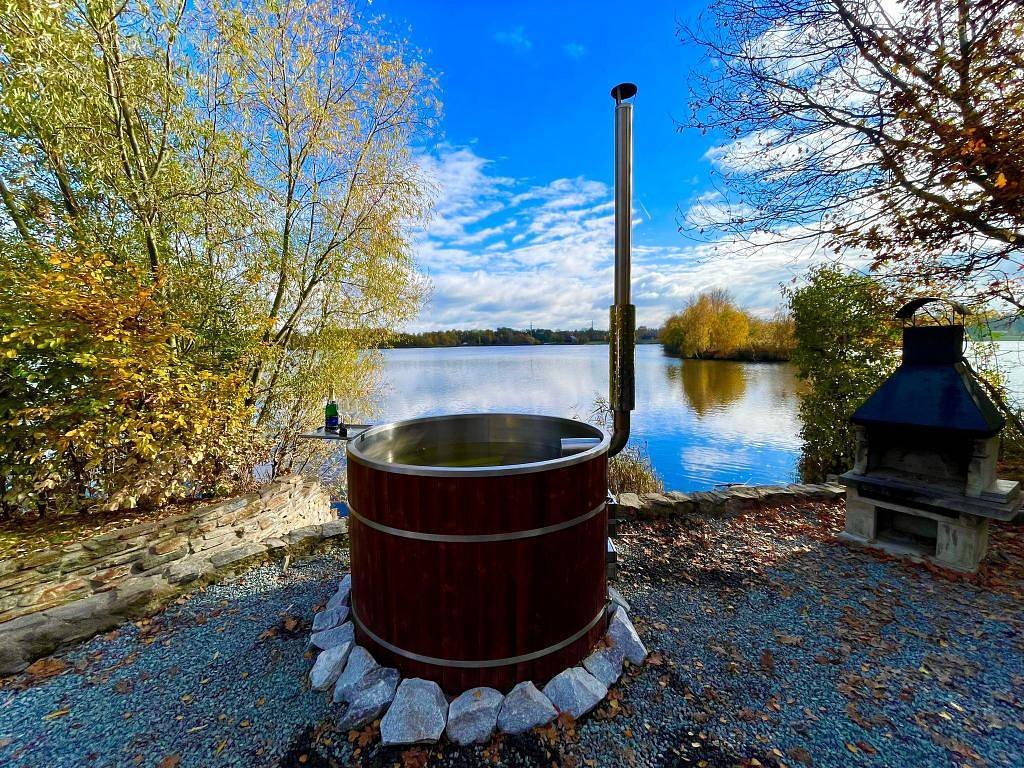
[
  {"x1": 0, "y1": 476, "x2": 344, "y2": 675},
  {"x1": 614, "y1": 482, "x2": 846, "y2": 521}
]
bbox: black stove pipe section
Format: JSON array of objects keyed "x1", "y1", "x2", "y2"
[{"x1": 609, "y1": 83, "x2": 637, "y2": 457}]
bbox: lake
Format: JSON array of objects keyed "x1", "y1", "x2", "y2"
[
  {"x1": 362, "y1": 341, "x2": 1024, "y2": 493},
  {"x1": 365, "y1": 344, "x2": 803, "y2": 492}
]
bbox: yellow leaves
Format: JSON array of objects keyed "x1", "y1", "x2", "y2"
[
  {"x1": 43, "y1": 708, "x2": 71, "y2": 721},
  {"x1": 2, "y1": 247, "x2": 256, "y2": 515},
  {"x1": 994, "y1": 172, "x2": 1008, "y2": 189}
]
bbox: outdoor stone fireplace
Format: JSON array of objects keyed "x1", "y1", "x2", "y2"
[{"x1": 839, "y1": 299, "x2": 1021, "y2": 572}]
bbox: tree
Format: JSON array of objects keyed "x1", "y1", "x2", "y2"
[
  {"x1": 660, "y1": 289, "x2": 751, "y2": 358},
  {"x1": 0, "y1": 0, "x2": 436, "y2": 512},
  {"x1": 785, "y1": 265, "x2": 900, "y2": 481},
  {"x1": 684, "y1": 0, "x2": 1024, "y2": 313},
  {"x1": 205, "y1": 0, "x2": 435, "y2": 476}
]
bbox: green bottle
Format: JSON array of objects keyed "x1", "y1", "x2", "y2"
[{"x1": 325, "y1": 385, "x2": 340, "y2": 432}]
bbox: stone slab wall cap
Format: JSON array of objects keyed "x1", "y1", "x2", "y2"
[
  {"x1": 380, "y1": 678, "x2": 449, "y2": 746},
  {"x1": 0, "y1": 477, "x2": 336, "y2": 673},
  {"x1": 446, "y1": 687, "x2": 503, "y2": 745},
  {"x1": 496, "y1": 681, "x2": 558, "y2": 735},
  {"x1": 312, "y1": 607, "x2": 349, "y2": 633},
  {"x1": 542, "y1": 667, "x2": 608, "y2": 719},
  {"x1": 310, "y1": 621, "x2": 354, "y2": 651},
  {"x1": 615, "y1": 493, "x2": 642, "y2": 518},
  {"x1": 311, "y1": 641, "x2": 353, "y2": 691},
  {"x1": 608, "y1": 606, "x2": 647, "y2": 665},
  {"x1": 321, "y1": 520, "x2": 349, "y2": 538},
  {"x1": 333, "y1": 646, "x2": 378, "y2": 704},
  {"x1": 337, "y1": 666, "x2": 400, "y2": 731}
]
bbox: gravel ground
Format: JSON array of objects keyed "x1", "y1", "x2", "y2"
[{"x1": 3, "y1": 503, "x2": 1023, "y2": 768}]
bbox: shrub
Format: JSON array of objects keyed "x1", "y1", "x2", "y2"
[
  {"x1": 0, "y1": 251, "x2": 259, "y2": 517},
  {"x1": 661, "y1": 290, "x2": 795, "y2": 361},
  {"x1": 587, "y1": 397, "x2": 665, "y2": 494},
  {"x1": 785, "y1": 265, "x2": 900, "y2": 482},
  {"x1": 608, "y1": 444, "x2": 665, "y2": 495}
]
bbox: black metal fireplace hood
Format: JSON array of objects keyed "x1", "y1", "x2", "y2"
[{"x1": 851, "y1": 301, "x2": 1004, "y2": 437}]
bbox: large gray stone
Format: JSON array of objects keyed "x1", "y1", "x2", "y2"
[
  {"x1": 321, "y1": 520, "x2": 348, "y2": 538},
  {"x1": 446, "y1": 687, "x2": 503, "y2": 745},
  {"x1": 496, "y1": 681, "x2": 557, "y2": 735},
  {"x1": 380, "y1": 678, "x2": 448, "y2": 746},
  {"x1": 312, "y1": 606, "x2": 348, "y2": 633},
  {"x1": 542, "y1": 667, "x2": 607, "y2": 719},
  {"x1": 333, "y1": 646, "x2": 378, "y2": 704},
  {"x1": 310, "y1": 621, "x2": 354, "y2": 651},
  {"x1": 166, "y1": 558, "x2": 208, "y2": 585},
  {"x1": 326, "y1": 575, "x2": 351, "y2": 611},
  {"x1": 310, "y1": 641, "x2": 353, "y2": 691},
  {"x1": 607, "y1": 585, "x2": 631, "y2": 613},
  {"x1": 209, "y1": 542, "x2": 266, "y2": 569},
  {"x1": 337, "y1": 666, "x2": 400, "y2": 731},
  {"x1": 608, "y1": 607, "x2": 647, "y2": 665},
  {"x1": 582, "y1": 645, "x2": 623, "y2": 688}
]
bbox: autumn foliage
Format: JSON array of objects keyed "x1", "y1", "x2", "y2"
[
  {"x1": 684, "y1": 0, "x2": 1024, "y2": 314},
  {"x1": 0, "y1": 251, "x2": 258, "y2": 515},
  {"x1": 0, "y1": 0, "x2": 435, "y2": 516},
  {"x1": 660, "y1": 289, "x2": 795, "y2": 361}
]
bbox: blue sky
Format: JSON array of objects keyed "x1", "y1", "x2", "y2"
[{"x1": 377, "y1": 0, "x2": 820, "y2": 331}]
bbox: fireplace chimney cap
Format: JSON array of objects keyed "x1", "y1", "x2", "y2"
[{"x1": 895, "y1": 296, "x2": 968, "y2": 323}]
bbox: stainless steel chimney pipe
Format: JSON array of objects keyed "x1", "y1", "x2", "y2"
[{"x1": 608, "y1": 83, "x2": 637, "y2": 457}]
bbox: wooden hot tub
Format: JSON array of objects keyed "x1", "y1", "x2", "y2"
[{"x1": 345, "y1": 413, "x2": 610, "y2": 692}]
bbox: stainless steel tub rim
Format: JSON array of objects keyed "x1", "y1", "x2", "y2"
[{"x1": 346, "y1": 412, "x2": 610, "y2": 477}]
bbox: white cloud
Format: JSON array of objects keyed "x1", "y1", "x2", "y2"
[
  {"x1": 563, "y1": 42, "x2": 586, "y2": 59},
  {"x1": 408, "y1": 145, "x2": 834, "y2": 331},
  {"x1": 494, "y1": 25, "x2": 532, "y2": 51}
]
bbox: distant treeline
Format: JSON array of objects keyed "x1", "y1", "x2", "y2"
[
  {"x1": 971, "y1": 316, "x2": 1024, "y2": 341},
  {"x1": 389, "y1": 326, "x2": 661, "y2": 348}
]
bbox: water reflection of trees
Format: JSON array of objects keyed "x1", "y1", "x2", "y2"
[{"x1": 667, "y1": 359, "x2": 748, "y2": 417}]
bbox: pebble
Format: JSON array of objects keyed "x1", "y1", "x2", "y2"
[
  {"x1": 496, "y1": 680, "x2": 558, "y2": 734},
  {"x1": 446, "y1": 687, "x2": 503, "y2": 745}
]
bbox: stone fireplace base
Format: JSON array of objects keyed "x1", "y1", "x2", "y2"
[{"x1": 841, "y1": 487, "x2": 990, "y2": 572}]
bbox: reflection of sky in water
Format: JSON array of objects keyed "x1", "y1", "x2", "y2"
[{"x1": 360, "y1": 345, "x2": 804, "y2": 492}]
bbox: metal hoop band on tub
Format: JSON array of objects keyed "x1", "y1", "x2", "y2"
[
  {"x1": 350, "y1": 604, "x2": 607, "y2": 669},
  {"x1": 347, "y1": 501, "x2": 606, "y2": 543}
]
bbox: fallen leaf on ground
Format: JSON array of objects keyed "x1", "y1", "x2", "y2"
[
  {"x1": 26, "y1": 658, "x2": 68, "y2": 680},
  {"x1": 788, "y1": 746, "x2": 813, "y2": 765}
]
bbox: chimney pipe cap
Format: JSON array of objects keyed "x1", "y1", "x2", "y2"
[{"x1": 611, "y1": 83, "x2": 638, "y2": 103}]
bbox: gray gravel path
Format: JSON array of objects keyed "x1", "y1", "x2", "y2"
[
  {"x1": 0, "y1": 546, "x2": 349, "y2": 768},
  {"x1": 3, "y1": 503, "x2": 1023, "y2": 768}
]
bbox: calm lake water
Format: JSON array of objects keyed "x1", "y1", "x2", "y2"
[
  {"x1": 361, "y1": 341, "x2": 1024, "y2": 493},
  {"x1": 365, "y1": 345, "x2": 803, "y2": 492}
]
